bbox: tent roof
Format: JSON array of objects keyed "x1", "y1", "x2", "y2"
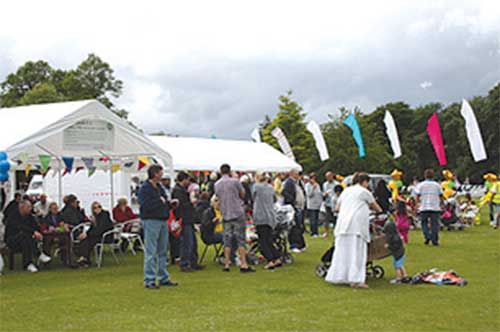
[
  {"x1": 149, "y1": 136, "x2": 302, "y2": 172},
  {"x1": 0, "y1": 100, "x2": 173, "y2": 172}
]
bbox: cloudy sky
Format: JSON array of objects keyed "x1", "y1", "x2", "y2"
[{"x1": 0, "y1": 0, "x2": 499, "y2": 139}]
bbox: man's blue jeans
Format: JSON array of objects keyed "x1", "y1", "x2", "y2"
[
  {"x1": 142, "y1": 219, "x2": 170, "y2": 286},
  {"x1": 420, "y1": 211, "x2": 440, "y2": 245},
  {"x1": 308, "y1": 209, "x2": 320, "y2": 235},
  {"x1": 180, "y1": 224, "x2": 198, "y2": 268}
]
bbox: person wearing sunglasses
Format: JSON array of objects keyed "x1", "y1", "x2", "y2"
[{"x1": 76, "y1": 202, "x2": 114, "y2": 267}]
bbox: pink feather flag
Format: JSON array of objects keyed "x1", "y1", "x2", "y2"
[{"x1": 427, "y1": 112, "x2": 447, "y2": 166}]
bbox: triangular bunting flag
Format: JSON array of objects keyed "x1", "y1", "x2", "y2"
[
  {"x1": 75, "y1": 166, "x2": 85, "y2": 174},
  {"x1": 124, "y1": 161, "x2": 134, "y2": 168},
  {"x1": 82, "y1": 157, "x2": 94, "y2": 170},
  {"x1": 88, "y1": 167, "x2": 97, "y2": 177},
  {"x1": 18, "y1": 152, "x2": 29, "y2": 165},
  {"x1": 25, "y1": 164, "x2": 32, "y2": 177},
  {"x1": 138, "y1": 160, "x2": 147, "y2": 171},
  {"x1": 112, "y1": 164, "x2": 120, "y2": 173},
  {"x1": 62, "y1": 157, "x2": 74, "y2": 174},
  {"x1": 39, "y1": 155, "x2": 52, "y2": 173},
  {"x1": 138, "y1": 156, "x2": 150, "y2": 166}
]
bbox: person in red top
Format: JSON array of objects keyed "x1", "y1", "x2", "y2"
[{"x1": 113, "y1": 198, "x2": 138, "y2": 224}]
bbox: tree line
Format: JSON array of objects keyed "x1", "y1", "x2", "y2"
[{"x1": 261, "y1": 86, "x2": 499, "y2": 184}]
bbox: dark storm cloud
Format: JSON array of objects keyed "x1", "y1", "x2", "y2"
[{"x1": 135, "y1": 23, "x2": 499, "y2": 139}]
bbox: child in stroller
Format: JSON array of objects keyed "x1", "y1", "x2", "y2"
[
  {"x1": 315, "y1": 214, "x2": 390, "y2": 279},
  {"x1": 247, "y1": 204, "x2": 295, "y2": 265}
]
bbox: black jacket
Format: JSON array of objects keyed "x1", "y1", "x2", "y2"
[
  {"x1": 282, "y1": 178, "x2": 297, "y2": 205},
  {"x1": 383, "y1": 221, "x2": 405, "y2": 260},
  {"x1": 61, "y1": 204, "x2": 86, "y2": 226},
  {"x1": 5, "y1": 209, "x2": 40, "y2": 241},
  {"x1": 3, "y1": 200, "x2": 19, "y2": 222},
  {"x1": 138, "y1": 180, "x2": 170, "y2": 220},
  {"x1": 88, "y1": 210, "x2": 114, "y2": 239},
  {"x1": 200, "y1": 207, "x2": 218, "y2": 244},
  {"x1": 42, "y1": 212, "x2": 65, "y2": 227},
  {"x1": 172, "y1": 184, "x2": 196, "y2": 225}
]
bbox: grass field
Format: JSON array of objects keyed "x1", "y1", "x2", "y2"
[{"x1": 1, "y1": 209, "x2": 499, "y2": 332}]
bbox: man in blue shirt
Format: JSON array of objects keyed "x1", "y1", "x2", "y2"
[{"x1": 138, "y1": 165, "x2": 179, "y2": 289}]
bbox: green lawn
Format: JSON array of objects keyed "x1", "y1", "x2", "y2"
[{"x1": 1, "y1": 209, "x2": 499, "y2": 332}]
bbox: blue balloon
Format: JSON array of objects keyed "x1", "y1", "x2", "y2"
[
  {"x1": 0, "y1": 151, "x2": 7, "y2": 161},
  {"x1": 0, "y1": 160, "x2": 10, "y2": 173},
  {"x1": 0, "y1": 173, "x2": 8, "y2": 182}
]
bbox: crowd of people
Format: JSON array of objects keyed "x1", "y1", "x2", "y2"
[{"x1": 0, "y1": 163, "x2": 498, "y2": 292}]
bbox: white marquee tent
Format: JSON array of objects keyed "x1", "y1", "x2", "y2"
[
  {"x1": 0, "y1": 100, "x2": 173, "y2": 205},
  {"x1": 149, "y1": 136, "x2": 302, "y2": 172}
]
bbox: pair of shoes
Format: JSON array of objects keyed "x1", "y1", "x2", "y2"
[
  {"x1": 291, "y1": 248, "x2": 301, "y2": 254},
  {"x1": 180, "y1": 266, "x2": 193, "y2": 273},
  {"x1": 390, "y1": 278, "x2": 402, "y2": 284},
  {"x1": 192, "y1": 264, "x2": 205, "y2": 271},
  {"x1": 145, "y1": 283, "x2": 160, "y2": 290},
  {"x1": 160, "y1": 280, "x2": 179, "y2": 287},
  {"x1": 26, "y1": 263, "x2": 39, "y2": 273},
  {"x1": 240, "y1": 267, "x2": 256, "y2": 273},
  {"x1": 38, "y1": 252, "x2": 52, "y2": 264}
]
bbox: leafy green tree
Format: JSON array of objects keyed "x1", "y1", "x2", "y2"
[
  {"x1": 0, "y1": 54, "x2": 126, "y2": 118},
  {"x1": 262, "y1": 91, "x2": 319, "y2": 172}
]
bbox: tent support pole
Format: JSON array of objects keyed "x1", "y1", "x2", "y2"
[{"x1": 109, "y1": 159, "x2": 114, "y2": 210}]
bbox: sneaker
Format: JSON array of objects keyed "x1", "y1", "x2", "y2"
[
  {"x1": 159, "y1": 280, "x2": 179, "y2": 287},
  {"x1": 290, "y1": 248, "x2": 301, "y2": 254},
  {"x1": 390, "y1": 278, "x2": 401, "y2": 284},
  {"x1": 240, "y1": 267, "x2": 256, "y2": 273},
  {"x1": 145, "y1": 283, "x2": 160, "y2": 290},
  {"x1": 424, "y1": 239, "x2": 430, "y2": 245},
  {"x1": 311, "y1": 234, "x2": 318, "y2": 238},
  {"x1": 38, "y1": 253, "x2": 52, "y2": 264},
  {"x1": 26, "y1": 263, "x2": 38, "y2": 273}
]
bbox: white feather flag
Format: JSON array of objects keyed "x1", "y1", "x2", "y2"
[
  {"x1": 460, "y1": 99, "x2": 487, "y2": 162},
  {"x1": 306, "y1": 120, "x2": 329, "y2": 161},
  {"x1": 271, "y1": 127, "x2": 295, "y2": 160},
  {"x1": 383, "y1": 110, "x2": 402, "y2": 159}
]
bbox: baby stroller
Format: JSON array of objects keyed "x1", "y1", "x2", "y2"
[
  {"x1": 247, "y1": 204, "x2": 295, "y2": 265},
  {"x1": 315, "y1": 216, "x2": 390, "y2": 279}
]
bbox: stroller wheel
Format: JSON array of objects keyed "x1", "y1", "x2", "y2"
[
  {"x1": 315, "y1": 264, "x2": 328, "y2": 278},
  {"x1": 284, "y1": 253, "x2": 294, "y2": 265},
  {"x1": 373, "y1": 265, "x2": 384, "y2": 279}
]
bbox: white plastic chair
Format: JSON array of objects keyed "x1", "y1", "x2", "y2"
[
  {"x1": 95, "y1": 227, "x2": 122, "y2": 268},
  {"x1": 117, "y1": 220, "x2": 144, "y2": 255}
]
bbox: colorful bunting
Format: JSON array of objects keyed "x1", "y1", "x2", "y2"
[
  {"x1": 111, "y1": 164, "x2": 121, "y2": 173},
  {"x1": 62, "y1": 157, "x2": 74, "y2": 175},
  {"x1": 18, "y1": 152, "x2": 29, "y2": 165},
  {"x1": 123, "y1": 161, "x2": 134, "y2": 169},
  {"x1": 427, "y1": 112, "x2": 447, "y2": 166},
  {"x1": 138, "y1": 156, "x2": 150, "y2": 166},
  {"x1": 22, "y1": 164, "x2": 31, "y2": 177},
  {"x1": 138, "y1": 160, "x2": 147, "y2": 171},
  {"x1": 75, "y1": 166, "x2": 85, "y2": 174},
  {"x1": 82, "y1": 157, "x2": 94, "y2": 170},
  {"x1": 39, "y1": 155, "x2": 52, "y2": 173},
  {"x1": 88, "y1": 167, "x2": 97, "y2": 177},
  {"x1": 343, "y1": 113, "x2": 365, "y2": 158}
]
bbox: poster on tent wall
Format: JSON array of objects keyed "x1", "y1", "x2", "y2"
[
  {"x1": 271, "y1": 127, "x2": 295, "y2": 160},
  {"x1": 63, "y1": 120, "x2": 115, "y2": 151}
]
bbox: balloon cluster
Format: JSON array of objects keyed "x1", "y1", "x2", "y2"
[{"x1": 0, "y1": 151, "x2": 10, "y2": 182}]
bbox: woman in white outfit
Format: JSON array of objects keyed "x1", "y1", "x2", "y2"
[{"x1": 325, "y1": 173, "x2": 382, "y2": 289}]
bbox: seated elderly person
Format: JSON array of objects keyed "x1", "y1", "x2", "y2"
[
  {"x1": 112, "y1": 198, "x2": 138, "y2": 224},
  {"x1": 61, "y1": 194, "x2": 86, "y2": 226},
  {"x1": 4, "y1": 200, "x2": 52, "y2": 272},
  {"x1": 76, "y1": 202, "x2": 114, "y2": 267},
  {"x1": 33, "y1": 194, "x2": 50, "y2": 219}
]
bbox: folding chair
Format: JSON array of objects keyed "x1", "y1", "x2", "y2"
[
  {"x1": 199, "y1": 239, "x2": 223, "y2": 264},
  {"x1": 117, "y1": 220, "x2": 144, "y2": 255},
  {"x1": 95, "y1": 227, "x2": 122, "y2": 268}
]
